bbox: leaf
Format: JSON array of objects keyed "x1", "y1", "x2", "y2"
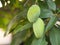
[
  {"x1": 11, "y1": 30, "x2": 31, "y2": 45},
  {"x1": 46, "y1": 0, "x2": 56, "y2": 11},
  {"x1": 24, "y1": 34, "x2": 34, "y2": 45},
  {"x1": 40, "y1": 9, "x2": 53, "y2": 18},
  {"x1": 31, "y1": 37, "x2": 47, "y2": 45},
  {"x1": 13, "y1": 23, "x2": 32, "y2": 35},
  {"x1": 4, "y1": 9, "x2": 28, "y2": 36},
  {"x1": 45, "y1": 16, "x2": 57, "y2": 32},
  {"x1": 27, "y1": 4, "x2": 40, "y2": 22},
  {"x1": 38, "y1": 1, "x2": 48, "y2": 9},
  {"x1": 33, "y1": 18, "x2": 45, "y2": 38},
  {"x1": 49, "y1": 27, "x2": 60, "y2": 45}
]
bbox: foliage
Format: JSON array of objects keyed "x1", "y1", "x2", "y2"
[{"x1": 0, "y1": 0, "x2": 60, "y2": 45}]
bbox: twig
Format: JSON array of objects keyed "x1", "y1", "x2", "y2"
[{"x1": 24, "y1": 0, "x2": 29, "y2": 7}]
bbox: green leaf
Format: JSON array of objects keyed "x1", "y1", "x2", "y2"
[
  {"x1": 33, "y1": 18, "x2": 45, "y2": 38},
  {"x1": 38, "y1": 1, "x2": 48, "y2": 9},
  {"x1": 13, "y1": 23, "x2": 32, "y2": 35},
  {"x1": 40, "y1": 9, "x2": 53, "y2": 18},
  {"x1": 4, "y1": 9, "x2": 28, "y2": 36},
  {"x1": 27, "y1": 4, "x2": 40, "y2": 22},
  {"x1": 24, "y1": 34, "x2": 34, "y2": 45},
  {"x1": 46, "y1": 0, "x2": 56, "y2": 11},
  {"x1": 31, "y1": 37, "x2": 47, "y2": 45},
  {"x1": 49, "y1": 27, "x2": 60, "y2": 45},
  {"x1": 45, "y1": 16, "x2": 57, "y2": 32},
  {"x1": 11, "y1": 30, "x2": 31, "y2": 45}
]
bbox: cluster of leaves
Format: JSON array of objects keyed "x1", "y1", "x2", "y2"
[{"x1": 0, "y1": 0, "x2": 60, "y2": 45}]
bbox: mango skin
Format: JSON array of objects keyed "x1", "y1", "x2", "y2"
[
  {"x1": 27, "y1": 5, "x2": 40, "y2": 23},
  {"x1": 33, "y1": 18, "x2": 45, "y2": 38}
]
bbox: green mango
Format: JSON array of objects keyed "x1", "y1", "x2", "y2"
[
  {"x1": 27, "y1": 5, "x2": 40, "y2": 22},
  {"x1": 33, "y1": 18, "x2": 45, "y2": 38}
]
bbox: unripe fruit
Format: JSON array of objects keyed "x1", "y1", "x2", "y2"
[
  {"x1": 33, "y1": 18, "x2": 45, "y2": 38},
  {"x1": 27, "y1": 5, "x2": 40, "y2": 22}
]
